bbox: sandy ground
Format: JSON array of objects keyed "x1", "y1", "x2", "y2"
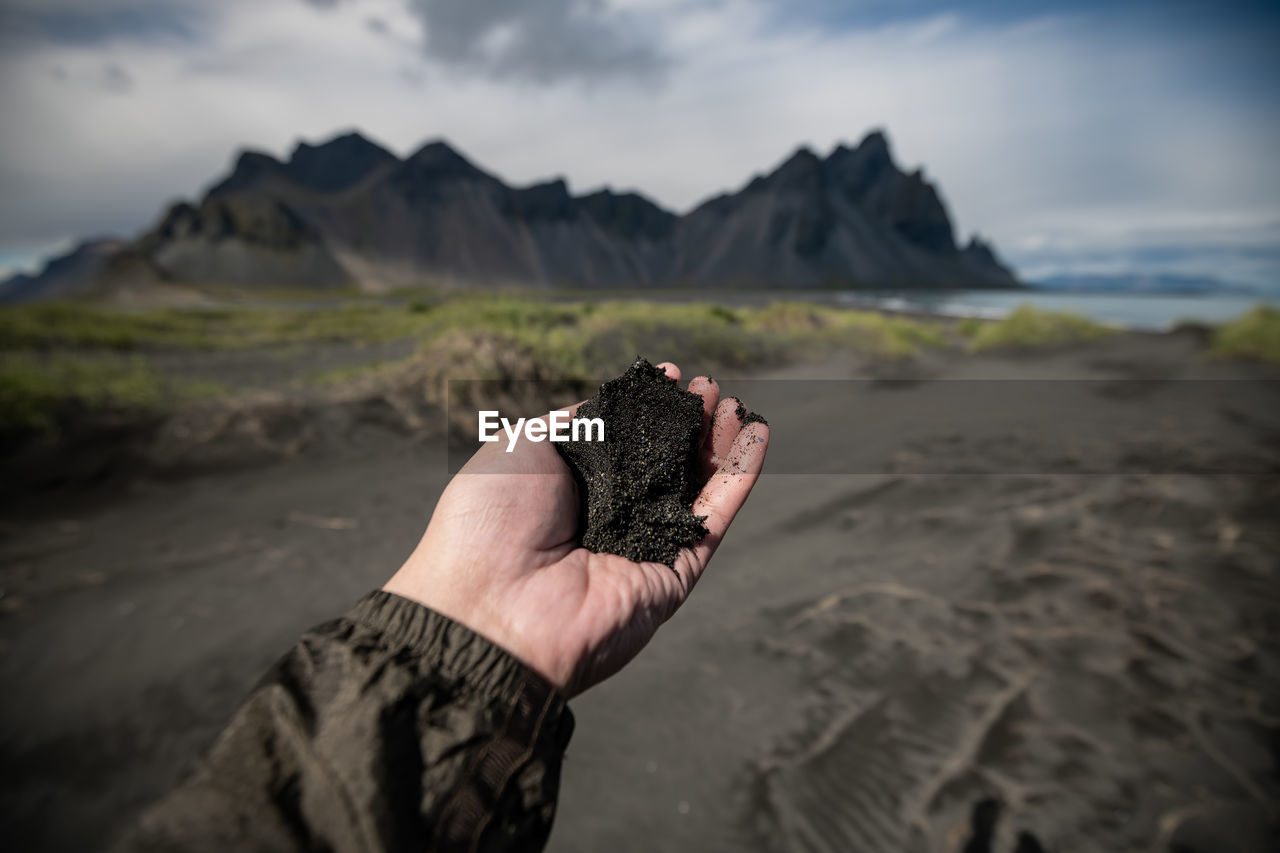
[{"x1": 2, "y1": 331, "x2": 1278, "y2": 852}]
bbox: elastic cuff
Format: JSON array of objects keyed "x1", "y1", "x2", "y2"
[{"x1": 344, "y1": 590, "x2": 573, "y2": 747}]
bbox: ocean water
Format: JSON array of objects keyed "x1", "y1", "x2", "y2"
[{"x1": 832, "y1": 290, "x2": 1279, "y2": 331}]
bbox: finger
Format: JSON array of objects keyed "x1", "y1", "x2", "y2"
[
  {"x1": 687, "y1": 376, "x2": 720, "y2": 424},
  {"x1": 686, "y1": 421, "x2": 769, "y2": 581},
  {"x1": 709, "y1": 396, "x2": 745, "y2": 468},
  {"x1": 685, "y1": 376, "x2": 720, "y2": 476},
  {"x1": 655, "y1": 361, "x2": 681, "y2": 384}
]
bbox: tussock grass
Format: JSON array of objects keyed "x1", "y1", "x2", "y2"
[
  {"x1": 0, "y1": 354, "x2": 221, "y2": 433},
  {"x1": 308, "y1": 297, "x2": 947, "y2": 385},
  {"x1": 0, "y1": 302, "x2": 439, "y2": 350},
  {"x1": 1211, "y1": 305, "x2": 1280, "y2": 367},
  {"x1": 2, "y1": 295, "x2": 949, "y2": 436},
  {"x1": 967, "y1": 305, "x2": 1111, "y2": 352},
  {"x1": 738, "y1": 301, "x2": 946, "y2": 358},
  {"x1": 1, "y1": 297, "x2": 946, "y2": 364}
]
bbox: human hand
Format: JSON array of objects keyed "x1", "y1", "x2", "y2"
[{"x1": 383, "y1": 362, "x2": 769, "y2": 697}]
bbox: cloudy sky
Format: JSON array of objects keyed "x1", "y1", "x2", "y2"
[{"x1": 1, "y1": 0, "x2": 1277, "y2": 286}]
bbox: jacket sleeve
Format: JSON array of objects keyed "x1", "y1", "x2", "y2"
[{"x1": 115, "y1": 590, "x2": 575, "y2": 853}]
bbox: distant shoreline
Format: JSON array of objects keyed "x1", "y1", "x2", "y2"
[{"x1": 523, "y1": 286, "x2": 1278, "y2": 331}]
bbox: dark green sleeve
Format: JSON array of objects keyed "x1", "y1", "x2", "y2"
[{"x1": 115, "y1": 591, "x2": 575, "y2": 853}]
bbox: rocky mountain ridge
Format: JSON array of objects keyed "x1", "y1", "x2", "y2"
[{"x1": 2, "y1": 129, "x2": 1019, "y2": 300}]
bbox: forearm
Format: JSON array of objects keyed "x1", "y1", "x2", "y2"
[{"x1": 116, "y1": 591, "x2": 574, "y2": 853}]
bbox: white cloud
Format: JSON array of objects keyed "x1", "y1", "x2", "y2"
[
  {"x1": 403, "y1": 0, "x2": 668, "y2": 84},
  {"x1": 0, "y1": 0, "x2": 1276, "y2": 285}
]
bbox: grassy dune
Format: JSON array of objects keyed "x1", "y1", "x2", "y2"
[
  {"x1": 1, "y1": 297, "x2": 1275, "y2": 438},
  {"x1": 0, "y1": 297, "x2": 942, "y2": 362},
  {"x1": 0, "y1": 355, "x2": 165, "y2": 432},
  {"x1": 960, "y1": 304, "x2": 1112, "y2": 352},
  {"x1": 0, "y1": 352, "x2": 226, "y2": 433},
  {"x1": 0, "y1": 301, "x2": 437, "y2": 350},
  {"x1": 1211, "y1": 305, "x2": 1280, "y2": 366},
  {"x1": 0, "y1": 297, "x2": 943, "y2": 435}
]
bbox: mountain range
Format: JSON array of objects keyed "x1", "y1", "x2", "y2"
[{"x1": 2, "y1": 129, "x2": 1020, "y2": 301}]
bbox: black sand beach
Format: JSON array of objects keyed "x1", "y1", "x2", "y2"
[{"x1": 2, "y1": 328, "x2": 1278, "y2": 852}]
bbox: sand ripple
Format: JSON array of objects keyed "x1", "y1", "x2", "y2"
[{"x1": 746, "y1": 473, "x2": 1280, "y2": 853}]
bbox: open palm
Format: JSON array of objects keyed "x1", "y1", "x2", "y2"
[{"x1": 385, "y1": 362, "x2": 769, "y2": 696}]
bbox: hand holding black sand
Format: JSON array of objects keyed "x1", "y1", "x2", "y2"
[
  {"x1": 384, "y1": 360, "x2": 769, "y2": 696},
  {"x1": 120, "y1": 359, "x2": 767, "y2": 850}
]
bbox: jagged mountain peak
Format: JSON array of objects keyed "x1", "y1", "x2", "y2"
[
  {"x1": 963, "y1": 234, "x2": 1005, "y2": 269},
  {"x1": 579, "y1": 186, "x2": 677, "y2": 241},
  {"x1": 747, "y1": 131, "x2": 902, "y2": 199},
  {"x1": 505, "y1": 177, "x2": 575, "y2": 221},
  {"x1": 207, "y1": 132, "x2": 397, "y2": 199},
  {"x1": 393, "y1": 139, "x2": 493, "y2": 188},
  {"x1": 285, "y1": 131, "x2": 397, "y2": 192},
  {"x1": 855, "y1": 127, "x2": 891, "y2": 156},
  {"x1": 787, "y1": 145, "x2": 823, "y2": 163},
  {"x1": 406, "y1": 139, "x2": 472, "y2": 166},
  {"x1": 289, "y1": 130, "x2": 387, "y2": 159},
  {"x1": 524, "y1": 177, "x2": 570, "y2": 194},
  {"x1": 767, "y1": 146, "x2": 825, "y2": 191},
  {"x1": 206, "y1": 150, "x2": 283, "y2": 197},
  {"x1": 235, "y1": 149, "x2": 281, "y2": 167},
  {"x1": 825, "y1": 131, "x2": 897, "y2": 197}
]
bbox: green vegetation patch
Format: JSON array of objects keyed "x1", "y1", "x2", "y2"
[
  {"x1": 0, "y1": 353, "x2": 226, "y2": 434},
  {"x1": 1, "y1": 354, "x2": 157, "y2": 433},
  {"x1": 1211, "y1": 305, "x2": 1280, "y2": 367},
  {"x1": 1, "y1": 296, "x2": 953, "y2": 437},
  {"x1": 0, "y1": 301, "x2": 440, "y2": 350},
  {"x1": 967, "y1": 305, "x2": 1112, "y2": 353},
  {"x1": 739, "y1": 301, "x2": 945, "y2": 358},
  {"x1": 955, "y1": 316, "x2": 984, "y2": 338},
  {"x1": 1, "y1": 296, "x2": 948, "y2": 365},
  {"x1": 310, "y1": 297, "x2": 949, "y2": 387}
]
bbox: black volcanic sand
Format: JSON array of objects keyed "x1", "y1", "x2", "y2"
[
  {"x1": 556, "y1": 358, "x2": 708, "y2": 567},
  {"x1": 4, "y1": 330, "x2": 1280, "y2": 853},
  {"x1": 729, "y1": 396, "x2": 768, "y2": 429}
]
